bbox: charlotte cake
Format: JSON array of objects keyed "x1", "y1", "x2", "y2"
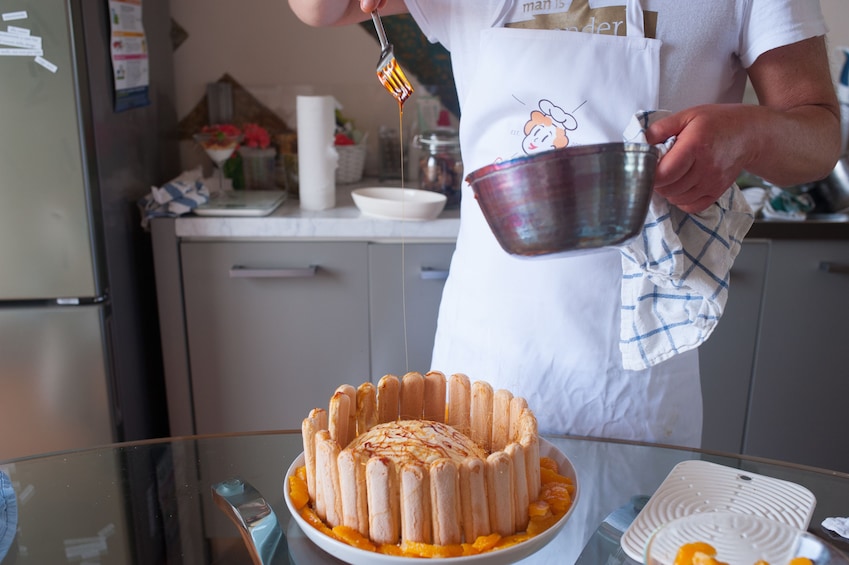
[{"x1": 298, "y1": 371, "x2": 550, "y2": 550}]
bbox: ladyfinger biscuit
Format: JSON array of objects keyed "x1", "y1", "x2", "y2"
[
  {"x1": 486, "y1": 451, "x2": 514, "y2": 536},
  {"x1": 491, "y1": 389, "x2": 513, "y2": 451},
  {"x1": 313, "y1": 429, "x2": 331, "y2": 520},
  {"x1": 366, "y1": 456, "x2": 400, "y2": 545},
  {"x1": 459, "y1": 456, "x2": 490, "y2": 543},
  {"x1": 505, "y1": 442, "x2": 529, "y2": 531},
  {"x1": 519, "y1": 409, "x2": 541, "y2": 501},
  {"x1": 377, "y1": 374, "x2": 400, "y2": 424},
  {"x1": 328, "y1": 390, "x2": 351, "y2": 447},
  {"x1": 400, "y1": 371, "x2": 425, "y2": 420},
  {"x1": 356, "y1": 382, "x2": 377, "y2": 435},
  {"x1": 423, "y1": 371, "x2": 447, "y2": 422},
  {"x1": 309, "y1": 407, "x2": 328, "y2": 431},
  {"x1": 301, "y1": 416, "x2": 319, "y2": 500},
  {"x1": 338, "y1": 447, "x2": 369, "y2": 537},
  {"x1": 447, "y1": 373, "x2": 471, "y2": 436},
  {"x1": 429, "y1": 458, "x2": 462, "y2": 546},
  {"x1": 316, "y1": 431, "x2": 343, "y2": 527},
  {"x1": 471, "y1": 380, "x2": 494, "y2": 452},
  {"x1": 337, "y1": 384, "x2": 358, "y2": 446},
  {"x1": 399, "y1": 462, "x2": 431, "y2": 543},
  {"x1": 520, "y1": 433, "x2": 541, "y2": 504},
  {"x1": 509, "y1": 396, "x2": 528, "y2": 442}
]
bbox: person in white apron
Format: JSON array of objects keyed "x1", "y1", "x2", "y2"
[
  {"x1": 288, "y1": 0, "x2": 839, "y2": 448},
  {"x1": 288, "y1": 0, "x2": 839, "y2": 560}
]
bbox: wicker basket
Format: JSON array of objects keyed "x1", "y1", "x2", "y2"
[{"x1": 335, "y1": 143, "x2": 367, "y2": 184}]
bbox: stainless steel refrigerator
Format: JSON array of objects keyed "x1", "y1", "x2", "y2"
[{"x1": 0, "y1": 0, "x2": 179, "y2": 461}]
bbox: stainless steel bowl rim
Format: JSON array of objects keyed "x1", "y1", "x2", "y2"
[{"x1": 465, "y1": 142, "x2": 660, "y2": 185}]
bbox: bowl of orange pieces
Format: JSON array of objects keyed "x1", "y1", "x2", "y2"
[{"x1": 645, "y1": 512, "x2": 849, "y2": 565}]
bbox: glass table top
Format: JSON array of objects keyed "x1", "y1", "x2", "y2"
[{"x1": 1, "y1": 432, "x2": 848, "y2": 564}]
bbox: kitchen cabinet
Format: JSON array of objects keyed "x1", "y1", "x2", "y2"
[
  {"x1": 698, "y1": 240, "x2": 769, "y2": 454},
  {"x1": 368, "y1": 242, "x2": 454, "y2": 377},
  {"x1": 743, "y1": 240, "x2": 849, "y2": 473},
  {"x1": 180, "y1": 241, "x2": 370, "y2": 433}
]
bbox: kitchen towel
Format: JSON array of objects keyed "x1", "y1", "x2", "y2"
[
  {"x1": 138, "y1": 166, "x2": 210, "y2": 229},
  {"x1": 0, "y1": 469, "x2": 16, "y2": 561},
  {"x1": 297, "y1": 95, "x2": 339, "y2": 211},
  {"x1": 618, "y1": 111, "x2": 754, "y2": 370}
]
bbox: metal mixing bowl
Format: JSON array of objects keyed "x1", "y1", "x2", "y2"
[{"x1": 466, "y1": 142, "x2": 660, "y2": 256}]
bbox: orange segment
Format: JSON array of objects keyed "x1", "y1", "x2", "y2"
[
  {"x1": 288, "y1": 474, "x2": 310, "y2": 510},
  {"x1": 527, "y1": 513, "x2": 561, "y2": 535},
  {"x1": 528, "y1": 499, "x2": 552, "y2": 518},
  {"x1": 401, "y1": 540, "x2": 464, "y2": 558},
  {"x1": 539, "y1": 456, "x2": 559, "y2": 472},
  {"x1": 299, "y1": 506, "x2": 333, "y2": 537},
  {"x1": 471, "y1": 533, "x2": 501, "y2": 552},
  {"x1": 332, "y1": 525, "x2": 377, "y2": 552},
  {"x1": 539, "y1": 482, "x2": 573, "y2": 514},
  {"x1": 674, "y1": 542, "x2": 718, "y2": 565},
  {"x1": 377, "y1": 544, "x2": 404, "y2": 556}
]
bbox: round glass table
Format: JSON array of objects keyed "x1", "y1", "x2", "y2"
[{"x1": 1, "y1": 432, "x2": 848, "y2": 564}]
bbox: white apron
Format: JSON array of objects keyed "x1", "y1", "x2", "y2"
[{"x1": 431, "y1": 0, "x2": 702, "y2": 447}]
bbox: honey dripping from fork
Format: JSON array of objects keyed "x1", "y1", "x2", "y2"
[{"x1": 377, "y1": 59, "x2": 414, "y2": 108}]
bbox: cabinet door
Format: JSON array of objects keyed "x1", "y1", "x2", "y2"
[
  {"x1": 369, "y1": 243, "x2": 454, "y2": 377},
  {"x1": 744, "y1": 241, "x2": 849, "y2": 473},
  {"x1": 698, "y1": 241, "x2": 769, "y2": 453},
  {"x1": 181, "y1": 241, "x2": 370, "y2": 434}
]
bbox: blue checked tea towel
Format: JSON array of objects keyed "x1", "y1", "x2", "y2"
[
  {"x1": 138, "y1": 166, "x2": 210, "y2": 229},
  {"x1": 618, "y1": 111, "x2": 755, "y2": 370},
  {"x1": 0, "y1": 469, "x2": 16, "y2": 561}
]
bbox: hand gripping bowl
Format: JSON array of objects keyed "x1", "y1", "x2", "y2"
[{"x1": 466, "y1": 142, "x2": 661, "y2": 257}]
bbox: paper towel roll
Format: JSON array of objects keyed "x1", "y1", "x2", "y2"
[{"x1": 297, "y1": 95, "x2": 339, "y2": 210}]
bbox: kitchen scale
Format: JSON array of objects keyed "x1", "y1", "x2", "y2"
[{"x1": 194, "y1": 190, "x2": 287, "y2": 217}]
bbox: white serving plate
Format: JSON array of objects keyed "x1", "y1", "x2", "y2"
[
  {"x1": 283, "y1": 438, "x2": 578, "y2": 565},
  {"x1": 644, "y1": 512, "x2": 849, "y2": 565},
  {"x1": 620, "y1": 460, "x2": 817, "y2": 563},
  {"x1": 351, "y1": 187, "x2": 447, "y2": 221}
]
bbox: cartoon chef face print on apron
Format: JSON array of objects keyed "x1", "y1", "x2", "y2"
[{"x1": 521, "y1": 99, "x2": 581, "y2": 155}]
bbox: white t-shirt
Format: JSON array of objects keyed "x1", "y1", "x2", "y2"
[{"x1": 407, "y1": 0, "x2": 828, "y2": 113}]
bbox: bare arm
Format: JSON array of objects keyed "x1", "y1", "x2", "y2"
[
  {"x1": 288, "y1": 0, "x2": 408, "y2": 27},
  {"x1": 647, "y1": 36, "x2": 841, "y2": 214}
]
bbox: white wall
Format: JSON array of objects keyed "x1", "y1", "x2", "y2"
[{"x1": 170, "y1": 0, "x2": 849, "y2": 176}]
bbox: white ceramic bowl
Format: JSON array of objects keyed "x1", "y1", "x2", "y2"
[
  {"x1": 351, "y1": 187, "x2": 447, "y2": 221},
  {"x1": 283, "y1": 438, "x2": 578, "y2": 565},
  {"x1": 645, "y1": 512, "x2": 849, "y2": 565}
]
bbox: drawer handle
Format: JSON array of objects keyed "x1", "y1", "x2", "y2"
[
  {"x1": 420, "y1": 267, "x2": 449, "y2": 280},
  {"x1": 229, "y1": 265, "x2": 318, "y2": 279},
  {"x1": 819, "y1": 261, "x2": 849, "y2": 275}
]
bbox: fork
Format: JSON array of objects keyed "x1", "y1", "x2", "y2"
[{"x1": 371, "y1": 10, "x2": 414, "y2": 106}]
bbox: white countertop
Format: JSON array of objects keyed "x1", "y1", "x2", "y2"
[{"x1": 174, "y1": 185, "x2": 461, "y2": 241}]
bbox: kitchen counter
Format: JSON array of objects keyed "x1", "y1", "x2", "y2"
[
  {"x1": 173, "y1": 184, "x2": 849, "y2": 241},
  {"x1": 175, "y1": 186, "x2": 460, "y2": 241}
]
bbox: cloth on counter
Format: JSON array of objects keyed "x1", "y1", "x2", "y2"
[
  {"x1": 618, "y1": 111, "x2": 755, "y2": 370},
  {"x1": 0, "y1": 469, "x2": 17, "y2": 561},
  {"x1": 823, "y1": 516, "x2": 849, "y2": 540},
  {"x1": 761, "y1": 185, "x2": 815, "y2": 221},
  {"x1": 138, "y1": 166, "x2": 210, "y2": 229}
]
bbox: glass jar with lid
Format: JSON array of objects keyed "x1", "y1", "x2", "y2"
[{"x1": 414, "y1": 129, "x2": 463, "y2": 208}]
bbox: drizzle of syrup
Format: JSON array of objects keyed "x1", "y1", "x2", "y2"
[{"x1": 377, "y1": 58, "x2": 414, "y2": 107}]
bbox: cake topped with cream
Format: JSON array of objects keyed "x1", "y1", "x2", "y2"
[{"x1": 348, "y1": 419, "x2": 487, "y2": 466}]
